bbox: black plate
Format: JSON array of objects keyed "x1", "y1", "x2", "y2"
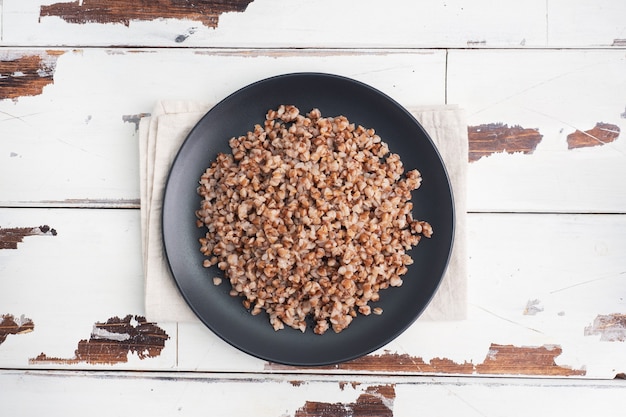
[{"x1": 162, "y1": 73, "x2": 454, "y2": 366}]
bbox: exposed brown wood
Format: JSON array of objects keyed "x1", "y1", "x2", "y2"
[
  {"x1": 566, "y1": 122, "x2": 620, "y2": 149},
  {"x1": 584, "y1": 313, "x2": 626, "y2": 342},
  {"x1": 0, "y1": 225, "x2": 57, "y2": 250},
  {"x1": 0, "y1": 52, "x2": 63, "y2": 100},
  {"x1": 40, "y1": 0, "x2": 255, "y2": 28},
  {"x1": 30, "y1": 315, "x2": 169, "y2": 365},
  {"x1": 475, "y1": 344, "x2": 586, "y2": 376},
  {"x1": 364, "y1": 384, "x2": 395, "y2": 400},
  {"x1": 339, "y1": 381, "x2": 361, "y2": 391},
  {"x1": 339, "y1": 353, "x2": 475, "y2": 374},
  {"x1": 468, "y1": 123, "x2": 543, "y2": 162},
  {"x1": 295, "y1": 385, "x2": 395, "y2": 417},
  {"x1": 266, "y1": 352, "x2": 474, "y2": 374},
  {"x1": 267, "y1": 343, "x2": 585, "y2": 376},
  {"x1": 0, "y1": 314, "x2": 35, "y2": 345}
]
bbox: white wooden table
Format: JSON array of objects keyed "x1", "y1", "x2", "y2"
[{"x1": 1, "y1": 1, "x2": 626, "y2": 415}]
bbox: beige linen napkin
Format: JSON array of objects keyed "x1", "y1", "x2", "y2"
[{"x1": 140, "y1": 101, "x2": 467, "y2": 323}]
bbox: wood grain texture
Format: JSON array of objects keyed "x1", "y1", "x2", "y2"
[
  {"x1": 566, "y1": 122, "x2": 620, "y2": 149},
  {"x1": 0, "y1": 314, "x2": 34, "y2": 344},
  {"x1": 30, "y1": 315, "x2": 169, "y2": 365},
  {"x1": 266, "y1": 353, "x2": 473, "y2": 375},
  {"x1": 468, "y1": 123, "x2": 543, "y2": 162},
  {"x1": 40, "y1": 0, "x2": 255, "y2": 28},
  {"x1": 0, "y1": 51, "x2": 63, "y2": 100},
  {"x1": 266, "y1": 343, "x2": 585, "y2": 376},
  {"x1": 474, "y1": 344, "x2": 586, "y2": 376},
  {"x1": 0, "y1": 225, "x2": 57, "y2": 249},
  {"x1": 295, "y1": 385, "x2": 395, "y2": 417}
]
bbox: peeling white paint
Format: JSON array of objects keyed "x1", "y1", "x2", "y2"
[
  {"x1": 129, "y1": 316, "x2": 140, "y2": 328},
  {"x1": 485, "y1": 347, "x2": 499, "y2": 361},
  {"x1": 91, "y1": 327, "x2": 131, "y2": 342},
  {"x1": 11, "y1": 314, "x2": 32, "y2": 328}
]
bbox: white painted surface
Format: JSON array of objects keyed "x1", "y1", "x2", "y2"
[
  {"x1": 0, "y1": 48, "x2": 445, "y2": 205},
  {"x1": 2, "y1": 0, "x2": 547, "y2": 48},
  {"x1": 1, "y1": 371, "x2": 625, "y2": 417},
  {"x1": 548, "y1": 0, "x2": 626, "y2": 47},
  {"x1": 2, "y1": 48, "x2": 625, "y2": 212},
  {"x1": 0, "y1": 208, "x2": 176, "y2": 370},
  {"x1": 4, "y1": 0, "x2": 625, "y2": 48},
  {"x1": 449, "y1": 49, "x2": 626, "y2": 213},
  {"x1": 1, "y1": 0, "x2": 625, "y2": 410},
  {"x1": 2, "y1": 208, "x2": 624, "y2": 378}
]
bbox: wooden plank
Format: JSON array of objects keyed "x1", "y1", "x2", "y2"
[
  {"x1": 0, "y1": 48, "x2": 446, "y2": 206},
  {"x1": 448, "y1": 49, "x2": 626, "y2": 213},
  {"x1": 3, "y1": 48, "x2": 625, "y2": 213},
  {"x1": 2, "y1": 0, "x2": 547, "y2": 48},
  {"x1": 6, "y1": 1, "x2": 623, "y2": 49},
  {"x1": 4, "y1": 48, "x2": 625, "y2": 213},
  {"x1": 1, "y1": 370, "x2": 625, "y2": 417},
  {"x1": 2, "y1": 209, "x2": 625, "y2": 377}
]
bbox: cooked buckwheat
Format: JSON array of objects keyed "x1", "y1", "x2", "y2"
[{"x1": 196, "y1": 105, "x2": 432, "y2": 334}]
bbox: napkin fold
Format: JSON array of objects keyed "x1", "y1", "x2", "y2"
[{"x1": 140, "y1": 101, "x2": 467, "y2": 323}]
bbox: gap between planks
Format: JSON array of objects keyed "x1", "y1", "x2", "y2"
[
  {"x1": 0, "y1": 369, "x2": 623, "y2": 386},
  {"x1": 0, "y1": 45, "x2": 624, "y2": 52}
]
